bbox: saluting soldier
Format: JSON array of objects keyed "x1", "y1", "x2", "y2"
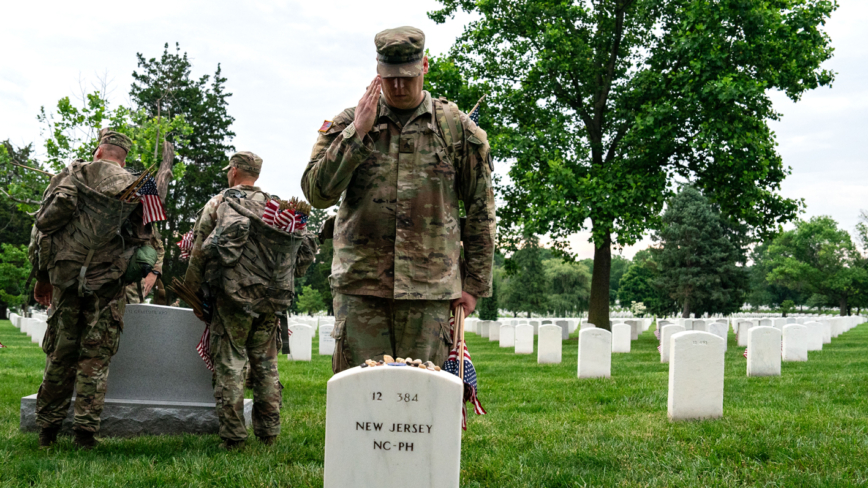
[
  {"x1": 185, "y1": 152, "x2": 316, "y2": 450},
  {"x1": 29, "y1": 131, "x2": 154, "y2": 449},
  {"x1": 302, "y1": 26, "x2": 496, "y2": 373}
]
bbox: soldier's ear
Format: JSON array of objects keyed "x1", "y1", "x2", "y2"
[{"x1": 422, "y1": 56, "x2": 429, "y2": 76}]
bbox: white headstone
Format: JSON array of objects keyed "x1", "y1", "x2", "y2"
[
  {"x1": 759, "y1": 319, "x2": 773, "y2": 327},
  {"x1": 782, "y1": 324, "x2": 808, "y2": 362},
  {"x1": 577, "y1": 329, "x2": 612, "y2": 378},
  {"x1": 479, "y1": 321, "x2": 490, "y2": 339},
  {"x1": 707, "y1": 322, "x2": 728, "y2": 351},
  {"x1": 555, "y1": 320, "x2": 569, "y2": 340},
  {"x1": 529, "y1": 320, "x2": 540, "y2": 335},
  {"x1": 660, "y1": 324, "x2": 685, "y2": 363},
  {"x1": 747, "y1": 326, "x2": 781, "y2": 377},
  {"x1": 667, "y1": 331, "x2": 724, "y2": 421},
  {"x1": 319, "y1": 324, "x2": 336, "y2": 356},
  {"x1": 625, "y1": 320, "x2": 640, "y2": 340},
  {"x1": 803, "y1": 321, "x2": 823, "y2": 351},
  {"x1": 611, "y1": 323, "x2": 631, "y2": 353},
  {"x1": 288, "y1": 324, "x2": 313, "y2": 361},
  {"x1": 488, "y1": 321, "x2": 501, "y2": 342},
  {"x1": 537, "y1": 325, "x2": 562, "y2": 364},
  {"x1": 821, "y1": 321, "x2": 832, "y2": 344},
  {"x1": 323, "y1": 365, "x2": 463, "y2": 488},
  {"x1": 499, "y1": 324, "x2": 515, "y2": 348},
  {"x1": 691, "y1": 320, "x2": 708, "y2": 332},
  {"x1": 580, "y1": 322, "x2": 596, "y2": 330},
  {"x1": 737, "y1": 321, "x2": 754, "y2": 347},
  {"x1": 514, "y1": 325, "x2": 534, "y2": 354}
]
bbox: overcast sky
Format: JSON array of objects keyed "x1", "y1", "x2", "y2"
[{"x1": 2, "y1": 0, "x2": 865, "y2": 258}]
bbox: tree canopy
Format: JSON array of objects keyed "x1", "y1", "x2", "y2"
[
  {"x1": 430, "y1": 0, "x2": 836, "y2": 329},
  {"x1": 764, "y1": 216, "x2": 868, "y2": 316}
]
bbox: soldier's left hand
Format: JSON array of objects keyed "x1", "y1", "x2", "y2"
[
  {"x1": 142, "y1": 273, "x2": 158, "y2": 297},
  {"x1": 451, "y1": 291, "x2": 477, "y2": 317},
  {"x1": 34, "y1": 281, "x2": 53, "y2": 307}
]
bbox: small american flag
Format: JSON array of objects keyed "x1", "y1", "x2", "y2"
[
  {"x1": 136, "y1": 176, "x2": 167, "y2": 225},
  {"x1": 443, "y1": 317, "x2": 487, "y2": 430},
  {"x1": 197, "y1": 324, "x2": 213, "y2": 372},
  {"x1": 0, "y1": 341, "x2": 6, "y2": 348},
  {"x1": 263, "y1": 199, "x2": 280, "y2": 226},
  {"x1": 177, "y1": 230, "x2": 194, "y2": 260},
  {"x1": 468, "y1": 104, "x2": 481, "y2": 125}
]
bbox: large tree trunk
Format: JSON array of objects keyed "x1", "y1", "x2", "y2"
[
  {"x1": 839, "y1": 297, "x2": 847, "y2": 316},
  {"x1": 681, "y1": 298, "x2": 690, "y2": 318},
  {"x1": 588, "y1": 232, "x2": 612, "y2": 331}
]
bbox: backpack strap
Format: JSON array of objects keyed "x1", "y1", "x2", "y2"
[{"x1": 434, "y1": 97, "x2": 464, "y2": 159}]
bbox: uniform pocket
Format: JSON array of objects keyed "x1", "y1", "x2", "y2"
[
  {"x1": 437, "y1": 320, "x2": 454, "y2": 367},
  {"x1": 331, "y1": 319, "x2": 351, "y2": 374},
  {"x1": 41, "y1": 310, "x2": 60, "y2": 355}
]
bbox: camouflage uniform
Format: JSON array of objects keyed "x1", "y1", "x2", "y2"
[
  {"x1": 124, "y1": 224, "x2": 165, "y2": 304},
  {"x1": 28, "y1": 131, "x2": 151, "y2": 434},
  {"x1": 302, "y1": 27, "x2": 496, "y2": 373},
  {"x1": 185, "y1": 152, "x2": 316, "y2": 443}
]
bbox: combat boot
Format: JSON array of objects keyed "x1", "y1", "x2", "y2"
[
  {"x1": 219, "y1": 438, "x2": 245, "y2": 451},
  {"x1": 73, "y1": 430, "x2": 98, "y2": 450},
  {"x1": 38, "y1": 426, "x2": 60, "y2": 448},
  {"x1": 258, "y1": 435, "x2": 277, "y2": 446}
]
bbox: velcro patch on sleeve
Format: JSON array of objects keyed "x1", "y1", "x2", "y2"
[{"x1": 318, "y1": 120, "x2": 334, "y2": 133}]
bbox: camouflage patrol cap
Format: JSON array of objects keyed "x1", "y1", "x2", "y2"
[
  {"x1": 222, "y1": 151, "x2": 263, "y2": 176},
  {"x1": 374, "y1": 26, "x2": 425, "y2": 78},
  {"x1": 94, "y1": 129, "x2": 132, "y2": 154}
]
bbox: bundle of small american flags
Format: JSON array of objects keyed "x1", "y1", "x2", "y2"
[
  {"x1": 442, "y1": 318, "x2": 487, "y2": 430},
  {"x1": 262, "y1": 198, "x2": 310, "y2": 233},
  {"x1": 177, "y1": 230, "x2": 194, "y2": 260}
]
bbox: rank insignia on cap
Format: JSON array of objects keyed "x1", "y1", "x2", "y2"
[{"x1": 318, "y1": 120, "x2": 333, "y2": 133}]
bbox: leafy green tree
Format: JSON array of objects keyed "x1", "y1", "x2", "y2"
[
  {"x1": 618, "y1": 249, "x2": 678, "y2": 317},
  {"x1": 477, "y1": 276, "x2": 499, "y2": 320},
  {"x1": 765, "y1": 216, "x2": 868, "y2": 316},
  {"x1": 780, "y1": 299, "x2": 795, "y2": 317},
  {"x1": 746, "y1": 242, "x2": 803, "y2": 310},
  {"x1": 37, "y1": 90, "x2": 190, "y2": 174},
  {"x1": 300, "y1": 207, "x2": 335, "y2": 314},
  {"x1": 130, "y1": 43, "x2": 236, "y2": 300},
  {"x1": 296, "y1": 285, "x2": 326, "y2": 316},
  {"x1": 652, "y1": 186, "x2": 748, "y2": 318},
  {"x1": 430, "y1": 0, "x2": 836, "y2": 329},
  {"x1": 502, "y1": 233, "x2": 548, "y2": 318},
  {"x1": 609, "y1": 255, "x2": 631, "y2": 306},
  {"x1": 0, "y1": 142, "x2": 47, "y2": 245},
  {"x1": 543, "y1": 258, "x2": 591, "y2": 316},
  {"x1": 0, "y1": 244, "x2": 31, "y2": 318}
]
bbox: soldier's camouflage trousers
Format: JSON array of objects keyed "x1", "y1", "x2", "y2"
[
  {"x1": 36, "y1": 281, "x2": 125, "y2": 433},
  {"x1": 331, "y1": 292, "x2": 453, "y2": 374},
  {"x1": 211, "y1": 294, "x2": 282, "y2": 441}
]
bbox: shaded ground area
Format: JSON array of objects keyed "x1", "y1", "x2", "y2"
[{"x1": 1, "y1": 318, "x2": 866, "y2": 487}]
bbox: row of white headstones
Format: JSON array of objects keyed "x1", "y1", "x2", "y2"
[
  {"x1": 8, "y1": 312, "x2": 49, "y2": 347},
  {"x1": 463, "y1": 315, "x2": 864, "y2": 420}
]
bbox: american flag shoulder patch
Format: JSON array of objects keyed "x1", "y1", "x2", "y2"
[{"x1": 318, "y1": 120, "x2": 333, "y2": 133}]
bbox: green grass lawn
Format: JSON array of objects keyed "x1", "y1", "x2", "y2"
[{"x1": 2, "y1": 318, "x2": 867, "y2": 487}]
